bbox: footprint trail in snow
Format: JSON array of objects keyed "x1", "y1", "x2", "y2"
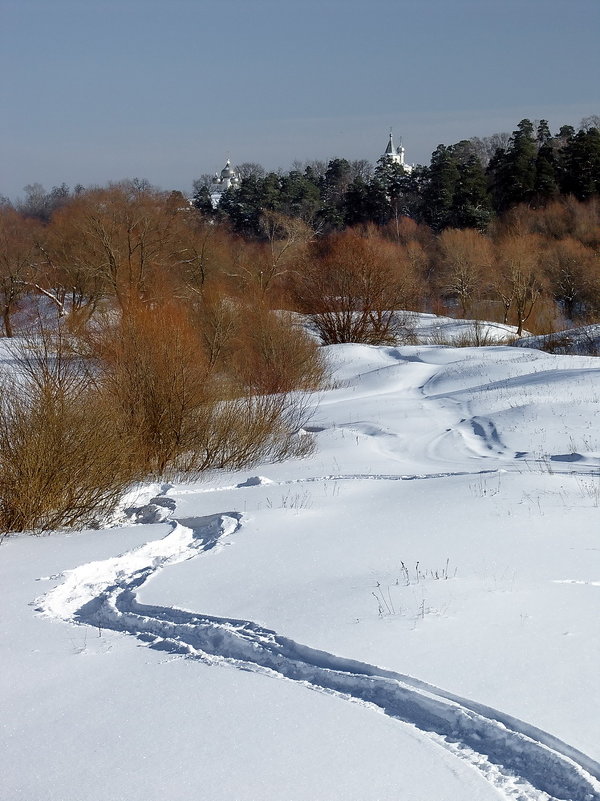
[{"x1": 38, "y1": 505, "x2": 600, "y2": 801}]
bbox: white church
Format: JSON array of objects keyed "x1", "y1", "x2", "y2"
[
  {"x1": 212, "y1": 159, "x2": 240, "y2": 192},
  {"x1": 381, "y1": 131, "x2": 413, "y2": 174}
]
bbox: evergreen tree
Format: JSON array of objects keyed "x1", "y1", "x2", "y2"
[
  {"x1": 533, "y1": 141, "x2": 558, "y2": 205},
  {"x1": 560, "y1": 128, "x2": 600, "y2": 200},
  {"x1": 370, "y1": 158, "x2": 414, "y2": 225},
  {"x1": 556, "y1": 124, "x2": 575, "y2": 143},
  {"x1": 229, "y1": 172, "x2": 284, "y2": 236},
  {"x1": 191, "y1": 185, "x2": 214, "y2": 215},
  {"x1": 217, "y1": 175, "x2": 273, "y2": 236},
  {"x1": 278, "y1": 170, "x2": 321, "y2": 224},
  {"x1": 421, "y1": 145, "x2": 460, "y2": 231},
  {"x1": 316, "y1": 159, "x2": 353, "y2": 231},
  {"x1": 536, "y1": 119, "x2": 552, "y2": 145},
  {"x1": 343, "y1": 177, "x2": 379, "y2": 227},
  {"x1": 488, "y1": 119, "x2": 537, "y2": 213},
  {"x1": 450, "y1": 155, "x2": 493, "y2": 229}
]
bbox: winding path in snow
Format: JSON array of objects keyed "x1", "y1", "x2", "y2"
[{"x1": 38, "y1": 510, "x2": 600, "y2": 801}]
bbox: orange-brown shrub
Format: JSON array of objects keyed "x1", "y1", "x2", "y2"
[
  {"x1": 491, "y1": 234, "x2": 549, "y2": 335},
  {"x1": 436, "y1": 228, "x2": 493, "y2": 317},
  {"x1": 84, "y1": 298, "x2": 319, "y2": 480},
  {"x1": 230, "y1": 303, "x2": 326, "y2": 395},
  {"x1": 0, "y1": 328, "x2": 139, "y2": 534},
  {"x1": 293, "y1": 228, "x2": 421, "y2": 344}
]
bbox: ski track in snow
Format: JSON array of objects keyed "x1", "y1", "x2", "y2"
[
  {"x1": 171, "y1": 468, "x2": 502, "y2": 496},
  {"x1": 168, "y1": 459, "x2": 600, "y2": 501},
  {"x1": 38, "y1": 508, "x2": 600, "y2": 801}
]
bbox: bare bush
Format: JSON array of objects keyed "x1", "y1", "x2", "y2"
[
  {"x1": 0, "y1": 329, "x2": 138, "y2": 534},
  {"x1": 171, "y1": 393, "x2": 315, "y2": 476},
  {"x1": 437, "y1": 228, "x2": 492, "y2": 317},
  {"x1": 87, "y1": 302, "x2": 216, "y2": 476},
  {"x1": 492, "y1": 234, "x2": 548, "y2": 335},
  {"x1": 191, "y1": 284, "x2": 238, "y2": 371},
  {"x1": 0, "y1": 295, "x2": 321, "y2": 535},
  {"x1": 230, "y1": 303, "x2": 327, "y2": 395},
  {"x1": 294, "y1": 228, "x2": 420, "y2": 344},
  {"x1": 86, "y1": 300, "x2": 317, "y2": 481}
]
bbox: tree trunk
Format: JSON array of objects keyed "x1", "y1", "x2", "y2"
[{"x1": 3, "y1": 305, "x2": 13, "y2": 337}]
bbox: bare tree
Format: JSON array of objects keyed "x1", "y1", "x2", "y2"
[
  {"x1": 294, "y1": 228, "x2": 418, "y2": 344},
  {"x1": 236, "y1": 162, "x2": 266, "y2": 181},
  {"x1": 350, "y1": 159, "x2": 374, "y2": 182},
  {"x1": 492, "y1": 234, "x2": 546, "y2": 335},
  {"x1": 36, "y1": 203, "x2": 108, "y2": 325},
  {"x1": 469, "y1": 132, "x2": 511, "y2": 166},
  {"x1": 294, "y1": 159, "x2": 328, "y2": 182},
  {"x1": 174, "y1": 213, "x2": 237, "y2": 297},
  {"x1": 256, "y1": 211, "x2": 312, "y2": 296},
  {"x1": 192, "y1": 174, "x2": 215, "y2": 192},
  {"x1": 580, "y1": 115, "x2": 600, "y2": 132},
  {"x1": 544, "y1": 237, "x2": 600, "y2": 320},
  {"x1": 53, "y1": 185, "x2": 184, "y2": 311},
  {"x1": 438, "y1": 228, "x2": 492, "y2": 317},
  {"x1": 0, "y1": 208, "x2": 41, "y2": 336}
]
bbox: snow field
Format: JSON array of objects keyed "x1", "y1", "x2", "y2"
[{"x1": 2, "y1": 335, "x2": 600, "y2": 800}]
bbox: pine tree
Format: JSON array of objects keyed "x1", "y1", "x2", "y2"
[
  {"x1": 534, "y1": 142, "x2": 558, "y2": 205},
  {"x1": 536, "y1": 120, "x2": 552, "y2": 145},
  {"x1": 316, "y1": 159, "x2": 353, "y2": 231},
  {"x1": 450, "y1": 155, "x2": 493, "y2": 229},
  {"x1": 421, "y1": 145, "x2": 460, "y2": 231},
  {"x1": 488, "y1": 119, "x2": 537, "y2": 213},
  {"x1": 191, "y1": 185, "x2": 214, "y2": 215},
  {"x1": 560, "y1": 128, "x2": 600, "y2": 200},
  {"x1": 343, "y1": 177, "x2": 379, "y2": 227},
  {"x1": 278, "y1": 171, "x2": 321, "y2": 224},
  {"x1": 370, "y1": 158, "x2": 414, "y2": 225}
]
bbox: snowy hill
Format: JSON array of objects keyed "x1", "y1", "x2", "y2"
[
  {"x1": 515, "y1": 323, "x2": 600, "y2": 356},
  {"x1": 2, "y1": 333, "x2": 600, "y2": 801}
]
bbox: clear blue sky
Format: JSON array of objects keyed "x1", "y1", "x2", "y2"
[{"x1": 1, "y1": 0, "x2": 598, "y2": 199}]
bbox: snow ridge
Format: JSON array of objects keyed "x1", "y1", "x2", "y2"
[{"x1": 38, "y1": 514, "x2": 600, "y2": 801}]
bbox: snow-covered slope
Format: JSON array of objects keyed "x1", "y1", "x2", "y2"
[
  {"x1": 2, "y1": 337, "x2": 600, "y2": 801},
  {"x1": 403, "y1": 310, "x2": 522, "y2": 344},
  {"x1": 515, "y1": 323, "x2": 600, "y2": 356}
]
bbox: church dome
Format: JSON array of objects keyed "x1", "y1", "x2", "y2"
[{"x1": 220, "y1": 160, "x2": 235, "y2": 178}]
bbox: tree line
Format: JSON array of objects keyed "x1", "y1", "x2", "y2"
[
  {"x1": 190, "y1": 116, "x2": 600, "y2": 236},
  {"x1": 1, "y1": 179, "x2": 599, "y2": 342},
  {"x1": 5, "y1": 115, "x2": 599, "y2": 238}
]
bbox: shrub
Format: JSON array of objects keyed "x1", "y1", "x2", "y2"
[
  {"x1": 0, "y1": 330, "x2": 139, "y2": 534},
  {"x1": 0, "y1": 294, "x2": 323, "y2": 534},
  {"x1": 294, "y1": 228, "x2": 419, "y2": 345},
  {"x1": 88, "y1": 302, "x2": 213, "y2": 476},
  {"x1": 230, "y1": 303, "x2": 326, "y2": 395},
  {"x1": 86, "y1": 300, "x2": 318, "y2": 481}
]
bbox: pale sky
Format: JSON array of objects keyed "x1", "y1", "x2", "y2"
[{"x1": 1, "y1": 0, "x2": 598, "y2": 199}]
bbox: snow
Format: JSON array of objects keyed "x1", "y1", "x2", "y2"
[
  {"x1": 515, "y1": 324, "x2": 600, "y2": 356},
  {"x1": 2, "y1": 322, "x2": 600, "y2": 801},
  {"x1": 402, "y1": 310, "x2": 524, "y2": 344}
]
